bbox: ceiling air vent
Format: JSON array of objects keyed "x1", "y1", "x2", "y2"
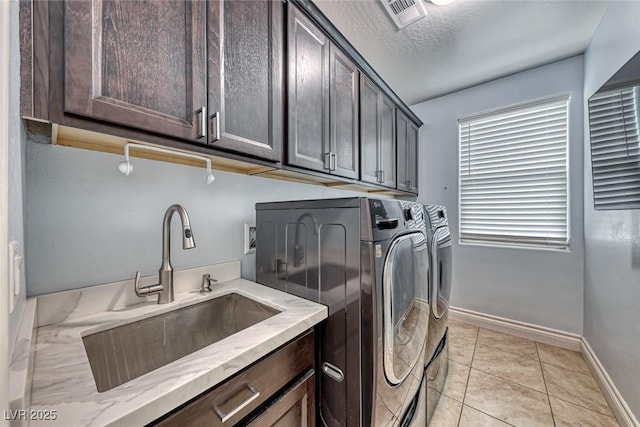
[{"x1": 380, "y1": 0, "x2": 427, "y2": 30}]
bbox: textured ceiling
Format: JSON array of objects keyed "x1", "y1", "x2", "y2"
[{"x1": 314, "y1": 0, "x2": 611, "y2": 105}]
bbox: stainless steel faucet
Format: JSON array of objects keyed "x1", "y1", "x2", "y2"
[{"x1": 134, "y1": 204, "x2": 196, "y2": 304}]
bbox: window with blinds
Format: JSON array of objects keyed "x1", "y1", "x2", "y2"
[
  {"x1": 588, "y1": 84, "x2": 640, "y2": 210},
  {"x1": 458, "y1": 96, "x2": 570, "y2": 249}
]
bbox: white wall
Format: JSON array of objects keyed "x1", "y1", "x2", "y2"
[
  {"x1": 1, "y1": 0, "x2": 12, "y2": 423},
  {"x1": 583, "y1": 0, "x2": 640, "y2": 416},
  {"x1": 7, "y1": 0, "x2": 26, "y2": 357},
  {"x1": 411, "y1": 56, "x2": 585, "y2": 333},
  {"x1": 25, "y1": 143, "x2": 377, "y2": 295}
]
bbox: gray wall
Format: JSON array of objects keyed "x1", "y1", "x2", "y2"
[
  {"x1": 411, "y1": 56, "x2": 585, "y2": 333},
  {"x1": 8, "y1": 0, "x2": 26, "y2": 356},
  {"x1": 25, "y1": 143, "x2": 377, "y2": 295},
  {"x1": 583, "y1": 0, "x2": 640, "y2": 416}
]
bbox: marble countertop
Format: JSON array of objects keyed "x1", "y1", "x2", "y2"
[{"x1": 28, "y1": 271, "x2": 327, "y2": 426}]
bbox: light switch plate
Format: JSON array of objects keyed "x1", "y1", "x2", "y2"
[{"x1": 244, "y1": 223, "x2": 256, "y2": 254}]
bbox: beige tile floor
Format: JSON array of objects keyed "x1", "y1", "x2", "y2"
[{"x1": 429, "y1": 319, "x2": 619, "y2": 427}]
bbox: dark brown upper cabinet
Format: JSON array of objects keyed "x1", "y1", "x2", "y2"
[
  {"x1": 396, "y1": 110, "x2": 419, "y2": 194},
  {"x1": 329, "y1": 45, "x2": 360, "y2": 180},
  {"x1": 207, "y1": 0, "x2": 283, "y2": 162},
  {"x1": 407, "y1": 120, "x2": 419, "y2": 194},
  {"x1": 23, "y1": 0, "x2": 422, "y2": 194},
  {"x1": 287, "y1": 5, "x2": 359, "y2": 179},
  {"x1": 360, "y1": 77, "x2": 396, "y2": 189},
  {"x1": 287, "y1": 5, "x2": 331, "y2": 173},
  {"x1": 63, "y1": 0, "x2": 207, "y2": 143}
]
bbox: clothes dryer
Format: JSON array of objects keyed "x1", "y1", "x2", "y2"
[{"x1": 424, "y1": 204, "x2": 452, "y2": 423}]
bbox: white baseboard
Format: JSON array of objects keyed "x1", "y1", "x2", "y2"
[
  {"x1": 449, "y1": 306, "x2": 582, "y2": 351},
  {"x1": 581, "y1": 338, "x2": 639, "y2": 427},
  {"x1": 449, "y1": 306, "x2": 638, "y2": 426}
]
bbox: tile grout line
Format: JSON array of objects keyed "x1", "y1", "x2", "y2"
[
  {"x1": 463, "y1": 401, "x2": 518, "y2": 427},
  {"x1": 466, "y1": 362, "x2": 553, "y2": 397},
  {"x1": 477, "y1": 329, "x2": 541, "y2": 362},
  {"x1": 461, "y1": 327, "x2": 518, "y2": 427},
  {"x1": 539, "y1": 358, "x2": 595, "y2": 377},
  {"x1": 537, "y1": 342, "x2": 557, "y2": 427},
  {"x1": 461, "y1": 327, "x2": 554, "y2": 426},
  {"x1": 471, "y1": 341, "x2": 547, "y2": 393},
  {"x1": 468, "y1": 365, "x2": 547, "y2": 395},
  {"x1": 456, "y1": 326, "x2": 479, "y2": 427},
  {"x1": 475, "y1": 343, "x2": 539, "y2": 363},
  {"x1": 550, "y1": 393, "x2": 620, "y2": 420},
  {"x1": 540, "y1": 360, "x2": 617, "y2": 418},
  {"x1": 455, "y1": 323, "x2": 617, "y2": 426}
]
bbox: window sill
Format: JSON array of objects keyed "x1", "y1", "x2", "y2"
[{"x1": 458, "y1": 239, "x2": 571, "y2": 254}]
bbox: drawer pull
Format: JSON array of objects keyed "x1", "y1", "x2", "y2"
[
  {"x1": 322, "y1": 362, "x2": 344, "y2": 382},
  {"x1": 213, "y1": 384, "x2": 260, "y2": 423}
]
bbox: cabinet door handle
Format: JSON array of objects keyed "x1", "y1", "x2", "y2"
[
  {"x1": 210, "y1": 111, "x2": 220, "y2": 143},
  {"x1": 330, "y1": 153, "x2": 336, "y2": 171},
  {"x1": 377, "y1": 170, "x2": 385, "y2": 183},
  {"x1": 322, "y1": 362, "x2": 344, "y2": 382},
  {"x1": 197, "y1": 106, "x2": 206, "y2": 139},
  {"x1": 213, "y1": 384, "x2": 260, "y2": 423},
  {"x1": 324, "y1": 152, "x2": 332, "y2": 170}
]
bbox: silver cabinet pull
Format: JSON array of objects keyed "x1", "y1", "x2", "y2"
[
  {"x1": 213, "y1": 384, "x2": 260, "y2": 423},
  {"x1": 210, "y1": 111, "x2": 220, "y2": 143},
  {"x1": 322, "y1": 362, "x2": 344, "y2": 382},
  {"x1": 376, "y1": 170, "x2": 385, "y2": 183},
  {"x1": 324, "y1": 153, "x2": 337, "y2": 171},
  {"x1": 197, "y1": 106, "x2": 206, "y2": 139}
]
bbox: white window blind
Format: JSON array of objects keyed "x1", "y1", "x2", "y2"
[
  {"x1": 588, "y1": 85, "x2": 640, "y2": 210},
  {"x1": 458, "y1": 96, "x2": 569, "y2": 249}
]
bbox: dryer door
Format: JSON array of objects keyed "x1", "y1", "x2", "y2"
[{"x1": 382, "y1": 232, "x2": 430, "y2": 385}]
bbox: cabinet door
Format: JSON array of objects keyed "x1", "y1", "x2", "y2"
[
  {"x1": 64, "y1": 1, "x2": 206, "y2": 142},
  {"x1": 396, "y1": 110, "x2": 410, "y2": 192},
  {"x1": 287, "y1": 5, "x2": 330, "y2": 172},
  {"x1": 208, "y1": 0, "x2": 283, "y2": 162},
  {"x1": 407, "y1": 121, "x2": 419, "y2": 194},
  {"x1": 379, "y1": 95, "x2": 397, "y2": 188},
  {"x1": 360, "y1": 77, "x2": 380, "y2": 185},
  {"x1": 247, "y1": 371, "x2": 315, "y2": 427},
  {"x1": 330, "y1": 45, "x2": 359, "y2": 179}
]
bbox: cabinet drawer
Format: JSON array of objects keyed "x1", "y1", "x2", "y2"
[
  {"x1": 152, "y1": 330, "x2": 314, "y2": 427},
  {"x1": 246, "y1": 370, "x2": 315, "y2": 426}
]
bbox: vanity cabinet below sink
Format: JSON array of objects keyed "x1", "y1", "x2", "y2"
[{"x1": 150, "y1": 330, "x2": 315, "y2": 427}]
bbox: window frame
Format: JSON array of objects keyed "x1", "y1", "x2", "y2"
[
  {"x1": 457, "y1": 94, "x2": 571, "y2": 251},
  {"x1": 589, "y1": 83, "x2": 640, "y2": 210}
]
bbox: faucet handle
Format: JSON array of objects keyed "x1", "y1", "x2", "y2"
[
  {"x1": 201, "y1": 273, "x2": 217, "y2": 293},
  {"x1": 134, "y1": 270, "x2": 163, "y2": 297}
]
